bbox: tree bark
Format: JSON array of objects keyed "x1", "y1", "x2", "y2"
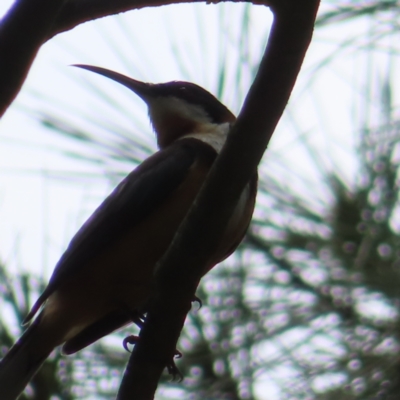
[{"x1": 0, "y1": 0, "x2": 67, "y2": 116}]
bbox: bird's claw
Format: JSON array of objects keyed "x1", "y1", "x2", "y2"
[
  {"x1": 167, "y1": 359, "x2": 183, "y2": 381},
  {"x1": 132, "y1": 312, "x2": 145, "y2": 328},
  {"x1": 192, "y1": 295, "x2": 202, "y2": 309},
  {"x1": 122, "y1": 335, "x2": 139, "y2": 352},
  {"x1": 123, "y1": 333, "x2": 183, "y2": 380},
  {"x1": 174, "y1": 349, "x2": 182, "y2": 359},
  {"x1": 123, "y1": 335, "x2": 182, "y2": 360}
]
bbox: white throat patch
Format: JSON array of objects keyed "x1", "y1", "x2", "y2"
[{"x1": 180, "y1": 122, "x2": 230, "y2": 153}]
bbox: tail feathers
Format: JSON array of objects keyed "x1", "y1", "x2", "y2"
[{"x1": 0, "y1": 318, "x2": 52, "y2": 400}]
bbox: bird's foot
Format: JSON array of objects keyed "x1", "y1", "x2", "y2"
[
  {"x1": 167, "y1": 358, "x2": 183, "y2": 381},
  {"x1": 122, "y1": 334, "x2": 183, "y2": 380},
  {"x1": 123, "y1": 335, "x2": 139, "y2": 352},
  {"x1": 131, "y1": 311, "x2": 145, "y2": 328},
  {"x1": 192, "y1": 295, "x2": 202, "y2": 309},
  {"x1": 122, "y1": 335, "x2": 182, "y2": 359}
]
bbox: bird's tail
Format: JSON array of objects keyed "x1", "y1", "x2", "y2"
[{"x1": 0, "y1": 316, "x2": 53, "y2": 400}]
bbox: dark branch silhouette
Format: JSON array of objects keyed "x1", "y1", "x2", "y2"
[
  {"x1": 47, "y1": 0, "x2": 202, "y2": 39},
  {"x1": 117, "y1": 0, "x2": 320, "y2": 398},
  {"x1": 1, "y1": 0, "x2": 220, "y2": 116},
  {"x1": 0, "y1": 0, "x2": 67, "y2": 116}
]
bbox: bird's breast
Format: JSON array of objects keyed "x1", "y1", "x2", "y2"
[{"x1": 40, "y1": 143, "x2": 256, "y2": 345}]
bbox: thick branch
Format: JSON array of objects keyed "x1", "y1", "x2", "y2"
[
  {"x1": 0, "y1": 0, "x2": 67, "y2": 116},
  {"x1": 117, "y1": 1, "x2": 320, "y2": 399},
  {"x1": 0, "y1": 0, "x2": 209, "y2": 118},
  {"x1": 47, "y1": 0, "x2": 200, "y2": 40}
]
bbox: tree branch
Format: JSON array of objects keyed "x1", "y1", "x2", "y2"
[
  {"x1": 0, "y1": 0, "x2": 211, "y2": 117},
  {"x1": 47, "y1": 0, "x2": 201, "y2": 40},
  {"x1": 117, "y1": 0, "x2": 320, "y2": 398},
  {"x1": 0, "y1": 0, "x2": 313, "y2": 117},
  {"x1": 0, "y1": 0, "x2": 67, "y2": 116}
]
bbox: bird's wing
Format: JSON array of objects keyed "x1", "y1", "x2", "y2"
[{"x1": 24, "y1": 139, "x2": 217, "y2": 323}]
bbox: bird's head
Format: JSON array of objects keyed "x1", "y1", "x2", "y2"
[{"x1": 74, "y1": 65, "x2": 236, "y2": 149}]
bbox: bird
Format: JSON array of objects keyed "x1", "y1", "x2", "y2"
[{"x1": 0, "y1": 65, "x2": 258, "y2": 399}]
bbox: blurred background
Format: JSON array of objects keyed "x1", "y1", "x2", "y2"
[{"x1": 1, "y1": 1, "x2": 400, "y2": 399}]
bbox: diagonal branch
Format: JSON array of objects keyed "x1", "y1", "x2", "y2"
[
  {"x1": 0, "y1": 0, "x2": 317, "y2": 118},
  {"x1": 0, "y1": 0, "x2": 216, "y2": 117},
  {"x1": 116, "y1": 0, "x2": 320, "y2": 398},
  {"x1": 47, "y1": 0, "x2": 201, "y2": 40},
  {"x1": 0, "y1": 0, "x2": 67, "y2": 116}
]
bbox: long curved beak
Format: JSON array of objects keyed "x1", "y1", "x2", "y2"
[{"x1": 73, "y1": 64, "x2": 153, "y2": 100}]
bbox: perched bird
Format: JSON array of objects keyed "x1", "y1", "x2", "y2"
[{"x1": 0, "y1": 65, "x2": 257, "y2": 399}]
